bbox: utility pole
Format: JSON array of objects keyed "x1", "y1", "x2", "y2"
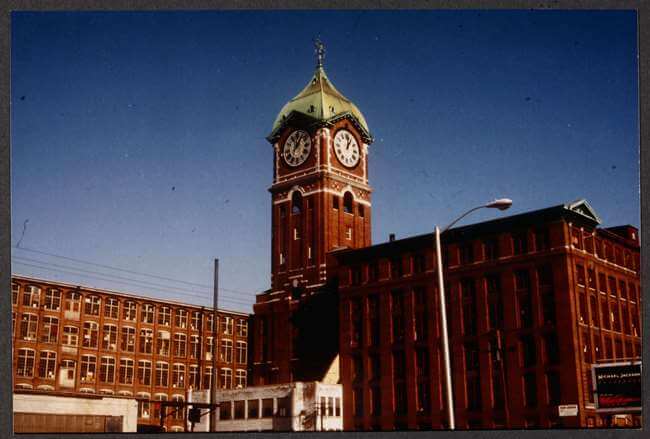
[
  {"x1": 210, "y1": 258, "x2": 219, "y2": 432},
  {"x1": 199, "y1": 306, "x2": 205, "y2": 390},
  {"x1": 435, "y1": 226, "x2": 455, "y2": 430},
  {"x1": 496, "y1": 329, "x2": 510, "y2": 428}
]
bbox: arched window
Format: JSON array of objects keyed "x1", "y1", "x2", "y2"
[
  {"x1": 343, "y1": 192, "x2": 353, "y2": 214},
  {"x1": 291, "y1": 191, "x2": 303, "y2": 215}
]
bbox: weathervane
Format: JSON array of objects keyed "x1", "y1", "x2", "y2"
[{"x1": 314, "y1": 38, "x2": 325, "y2": 68}]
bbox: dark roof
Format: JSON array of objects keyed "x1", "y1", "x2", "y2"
[
  {"x1": 330, "y1": 199, "x2": 610, "y2": 263},
  {"x1": 442, "y1": 199, "x2": 601, "y2": 241}
]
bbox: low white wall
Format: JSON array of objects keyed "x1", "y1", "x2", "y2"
[
  {"x1": 13, "y1": 393, "x2": 138, "y2": 432},
  {"x1": 204, "y1": 381, "x2": 343, "y2": 431}
]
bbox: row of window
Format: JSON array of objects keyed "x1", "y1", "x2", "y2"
[
  {"x1": 575, "y1": 265, "x2": 639, "y2": 301},
  {"x1": 350, "y1": 359, "x2": 560, "y2": 417},
  {"x1": 455, "y1": 228, "x2": 550, "y2": 266},
  {"x1": 350, "y1": 329, "x2": 559, "y2": 409},
  {"x1": 346, "y1": 229, "x2": 549, "y2": 285},
  {"x1": 347, "y1": 229, "x2": 552, "y2": 287},
  {"x1": 464, "y1": 267, "x2": 556, "y2": 335},
  {"x1": 347, "y1": 288, "x2": 443, "y2": 349},
  {"x1": 580, "y1": 331, "x2": 641, "y2": 365},
  {"x1": 571, "y1": 227, "x2": 638, "y2": 271},
  {"x1": 347, "y1": 266, "x2": 558, "y2": 349},
  {"x1": 15, "y1": 348, "x2": 246, "y2": 390},
  {"x1": 12, "y1": 284, "x2": 247, "y2": 336},
  {"x1": 349, "y1": 254, "x2": 426, "y2": 286},
  {"x1": 218, "y1": 396, "x2": 341, "y2": 421},
  {"x1": 12, "y1": 313, "x2": 247, "y2": 362},
  {"x1": 575, "y1": 265, "x2": 640, "y2": 336},
  {"x1": 281, "y1": 190, "x2": 363, "y2": 217}
]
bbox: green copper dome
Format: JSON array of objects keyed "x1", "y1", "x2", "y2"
[{"x1": 268, "y1": 66, "x2": 372, "y2": 142}]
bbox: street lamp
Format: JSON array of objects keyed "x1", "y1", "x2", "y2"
[{"x1": 435, "y1": 198, "x2": 512, "y2": 430}]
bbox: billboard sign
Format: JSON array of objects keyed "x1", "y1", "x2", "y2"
[{"x1": 592, "y1": 362, "x2": 642, "y2": 413}]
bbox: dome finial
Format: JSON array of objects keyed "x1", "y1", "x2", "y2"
[{"x1": 313, "y1": 37, "x2": 325, "y2": 68}]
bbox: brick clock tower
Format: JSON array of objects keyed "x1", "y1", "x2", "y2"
[{"x1": 251, "y1": 42, "x2": 373, "y2": 385}]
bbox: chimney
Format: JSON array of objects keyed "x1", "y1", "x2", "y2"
[{"x1": 389, "y1": 233, "x2": 396, "y2": 242}]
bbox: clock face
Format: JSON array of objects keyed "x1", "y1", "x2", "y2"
[
  {"x1": 333, "y1": 129, "x2": 360, "y2": 168},
  {"x1": 283, "y1": 130, "x2": 312, "y2": 167}
]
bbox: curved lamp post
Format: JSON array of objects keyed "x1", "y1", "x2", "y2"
[{"x1": 435, "y1": 198, "x2": 512, "y2": 430}]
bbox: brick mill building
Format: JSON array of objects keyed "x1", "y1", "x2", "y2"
[
  {"x1": 329, "y1": 200, "x2": 641, "y2": 430},
  {"x1": 11, "y1": 45, "x2": 642, "y2": 432},
  {"x1": 11, "y1": 275, "x2": 250, "y2": 432},
  {"x1": 248, "y1": 46, "x2": 642, "y2": 430}
]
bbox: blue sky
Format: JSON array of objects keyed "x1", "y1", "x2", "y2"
[{"x1": 11, "y1": 10, "x2": 639, "y2": 312}]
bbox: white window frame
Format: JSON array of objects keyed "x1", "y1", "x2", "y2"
[
  {"x1": 20, "y1": 313, "x2": 38, "y2": 341},
  {"x1": 123, "y1": 301, "x2": 137, "y2": 321},
  {"x1": 235, "y1": 369, "x2": 247, "y2": 388},
  {"x1": 159, "y1": 306, "x2": 171, "y2": 326},
  {"x1": 236, "y1": 319, "x2": 248, "y2": 337},
  {"x1": 40, "y1": 316, "x2": 59, "y2": 343},
  {"x1": 155, "y1": 361, "x2": 169, "y2": 387},
  {"x1": 43, "y1": 288, "x2": 61, "y2": 310},
  {"x1": 38, "y1": 350, "x2": 57, "y2": 379},
  {"x1": 121, "y1": 326, "x2": 136, "y2": 352},
  {"x1": 172, "y1": 363, "x2": 185, "y2": 389},
  {"x1": 84, "y1": 295, "x2": 101, "y2": 316},
  {"x1": 102, "y1": 324, "x2": 118, "y2": 351},
  {"x1": 173, "y1": 333, "x2": 186, "y2": 357},
  {"x1": 80, "y1": 354, "x2": 97, "y2": 383},
  {"x1": 175, "y1": 309, "x2": 188, "y2": 328},
  {"x1": 23, "y1": 285, "x2": 41, "y2": 308},
  {"x1": 62, "y1": 325, "x2": 79, "y2": 346},
  {"x1": 104, "y1": 297, "x2": 119, "y2": 319},
  {"x1": 99, "y1": 356, "x2": 116, "y2": 383},
  {"x1": 17, "y1": 348, "x2": 36, "y2": 377},
  {"x1": 220, "y1": 368, "x2": 232, "y2": 389},
  {"x1": 220, "y1": 339, "x2": 233, "y2": 363},
  {"x1": 236, "y1": 341, "x2": 247, "y2": 364},
  {"x1": 119, "y1": 358, "x2": 135, "y2": 385},
  {"x1": 138, "y1": 360, "x2": 152, "y2": 385}
]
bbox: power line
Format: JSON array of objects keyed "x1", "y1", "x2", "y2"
[
  {"x1": 11, "y1": 246, "x2": 260, "y2": 296},
  {"x1": 12, "y1": 260, "x2": 254, "y2": 307},
  {"x1": 13, "y1": 255, "x2": 251, "y2": 302},
  {"x1": 13, "y1": 261, "x2": 253, "y2": 308}
]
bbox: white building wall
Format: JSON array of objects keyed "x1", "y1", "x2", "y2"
[
  {"x1": 13, "y1": 393, "x2": 138, "y2": 432},
  {"x1": 314, "y1": 382, "x2": 344, "y2": 431},
  {"x1": 321, "y1": 355, "x2": 340, "y2": 384},
  {"x1": 190, "y1": 381, "x2": 342, "y2": 432}
]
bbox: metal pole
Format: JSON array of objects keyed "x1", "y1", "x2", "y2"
[
  {"x1": 496, "y1": 329, "x2": 510, "y2": 428},
  {"x1": 199, "y1": 306, "x2": 204, "y2": 391},
  {"x1": 210, "y1": 258, "x2": 219, "y2": 432},
  {"x1": 435, "y1": 226, "x2": 455, "y2": 430}
]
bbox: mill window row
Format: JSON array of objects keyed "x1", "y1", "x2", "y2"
[{"x1": 11, "y1": 283, "x2": 248, "y2": 337}]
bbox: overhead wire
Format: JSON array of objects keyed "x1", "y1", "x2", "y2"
[
  {"x1": 12, "y1": 255, "x2": 252, "y2": 302},
  {"x1": 12, "y1": 260, "x2": 254, "y2": 307},
  {"x1": 12, "y1": 246, "x2": 259, "y2": 296}
]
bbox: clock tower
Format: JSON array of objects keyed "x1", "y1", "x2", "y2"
[{"x1": 251, "y1": 41, "x2": 374, "y2": 385}]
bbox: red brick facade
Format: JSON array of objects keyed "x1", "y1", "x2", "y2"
[
  {"x1": 330, "y1": 202, "x2": 641, "y2": 430},
  {"x1": 11, "y1": 276, "x2": 250, "y2": 432},
  {"x1": 252, "y1": 114, "x2": 373, "y2": 385}
]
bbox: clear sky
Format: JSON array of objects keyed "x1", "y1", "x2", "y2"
[{"x1": 11, "y1": 10, "x2": 639, "y2": 313}]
